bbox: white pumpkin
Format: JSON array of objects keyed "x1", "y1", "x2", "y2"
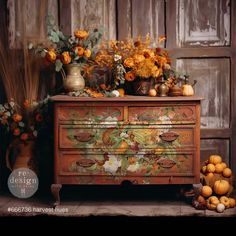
[
  {"x1": 216, "y1": 203, "x2": 225, "y2": 213},
  {"x1": 111, "y1": 90, "x2": 120, "y2": 97}
]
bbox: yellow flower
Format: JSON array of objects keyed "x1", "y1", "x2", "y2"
[
  {"x1": 124, "y1": 58, "x2": 135, "y2": 68},
  {"x1": 133, "y1": 54, "x2": 145, "y2": 64},
  {"x1": 74, "y1": 30, "x2": 89, "y2": 39},
  {"x1": 84, "y1": 49, "x2": 92, "y2": 58},
  {"x1": 151, "y1": 66, "x2": 161, "y2": 78},
  {"x1": 61, "y1": 51, "x2": 71, "y2": 64},
  {"x1": 46, "y1": 50, "x2": 57, "y2": 62},
  {"x1": 125, "y1": 71, "x2": 135, "y2": 81},
  {"x1": 75, "y1": 46, "x2": 84, "y2": 56}
]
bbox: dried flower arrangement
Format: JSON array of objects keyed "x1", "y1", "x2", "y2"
[{"x1": 94, "y1": 35, "x2": 176, "y2": 90}]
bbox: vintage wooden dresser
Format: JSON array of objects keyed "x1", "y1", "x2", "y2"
[{"x1": 50, "y1": 95, "x2": 202, "y2": 205}]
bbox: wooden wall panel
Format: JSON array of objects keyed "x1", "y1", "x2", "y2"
[
  {"x1": 60, "y1": 0, "x2": 116, "y2": 40},
  {"x1": 177, "y1": 0, "x2": 230, "y2": 47},
  {"x1": 176, "y1": 58, "x2": 230, "y2": 128},
  {"x1": 200, "y1": 139, "x2": 229, "y2": 166},
  {"x1": 117, "y1": 0, "x2": 165, "y2": 42},
  {"x1": 8, "y1": 0, "x2": 58, "y2": 47}
]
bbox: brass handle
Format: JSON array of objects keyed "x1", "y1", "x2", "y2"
[
  {"x1": 74, "y1": 132, "x2": 94, "y2": 142},
  {"x1": 157, "y1": 158, "x2": 176, "y2": 168},
  {"x1": 76, "y1": 159, "x2": 96, "y2": 168},
  {"x1": 159, "y1": 132, "x2": 179, "y2": 142}
]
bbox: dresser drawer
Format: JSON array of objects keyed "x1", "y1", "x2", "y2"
[
  {"x1": 57, "y1": 106, "x2": 124, "y2": 122},
  {"x1": 59, "y1": 152, "x2": 194, "y2": 176},
  {"x1": 59, "y1": 125, "x2": 195, "y2": 151},
  {"x1": 128, "y1": 106, "x2": 196, "y2": 124}
]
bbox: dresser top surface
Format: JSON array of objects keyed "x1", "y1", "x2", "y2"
[{"x1": 50, "y1": 95, "x2": 204, "y2": 102}]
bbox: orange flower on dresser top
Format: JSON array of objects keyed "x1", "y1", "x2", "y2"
[{"x1": 95, "y1": 34, "x2": 173, "y2": 89}]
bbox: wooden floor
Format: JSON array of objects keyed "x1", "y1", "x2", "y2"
[{"x1": 0, "y1": 185, "x2": 236, "y2": 217}]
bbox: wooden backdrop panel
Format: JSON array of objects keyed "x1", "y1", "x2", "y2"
[
  {"x1": 117, "y1": 0, "x2": 165, "y2": 42},
  {"x1": 176, "y1": 58, "x2": 230, "y2": 129},
  {"x1": 200, "y1": 139, "x2": 229, "y2": 165},
  {"x1": 8, "y1": 0, "x2": 58, "y2": 47},
  {"x1": 177, "y1": 0, "x2": 230, "y2": 47},
  {"x1": 60, "y1": 0, "x2": 116, "y2": 40}
]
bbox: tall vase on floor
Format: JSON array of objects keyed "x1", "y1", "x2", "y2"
[
  {"x1": 62, "y1": 64, "x2": 85, "y2": 93},
  {"x1": 6, "y1": 139, "x2": 37, "y2": 172}
]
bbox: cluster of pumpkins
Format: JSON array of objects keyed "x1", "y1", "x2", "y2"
[{"x1": 192, "y1": 155, "x2": 235, "y2": 213}]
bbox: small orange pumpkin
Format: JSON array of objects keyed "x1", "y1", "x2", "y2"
[
  {"x1": 221, "y1": 162, "x2": 227, "y2": 169},
  {"x1": 215, "y1": 163, "x2": 224, "y2": 174},
  {"x1": 228, "y1": 198, "x2": 236, "y2": 208},
  {"x1": 213, "y1": 180, "x2": 230, "y2": 195},
  {"x1": 209, "y1": 155, "x2": 222, "y2": 165},
  {"x1": 222, "y1": 168, "x2": 232, "y2": 178},
  {"x1": 201, "y1": 186, "x2": 212, "y2": 198},
  {"x1": 206, "y1": 164, "x2": 215, "y2": 173}
]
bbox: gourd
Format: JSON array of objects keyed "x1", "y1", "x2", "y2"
[
  {"x1": 219, "y1": 196, "x2": 230, "y2": 208},
  {"x1": 207, "y1": 196, "x2": 219, "y2": 210}
]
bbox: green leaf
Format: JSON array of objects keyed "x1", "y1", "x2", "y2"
[
  {"x1": 55, "y1": 59, "x2": 63, "y2": 72},
  {"x1": 50, "y1": 31, "x2": 60, "y2": 43}
]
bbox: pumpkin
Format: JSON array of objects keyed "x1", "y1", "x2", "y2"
[
  {"x1": 213, "y1": 180, "x2": 230, "y2": 195},
  {"x1": 216, "y1": 203, "x2": 225, "y2": 213},
  {"x1": 207, "y1": 196, "x2": 220, "y2": 210},
  {"x1": 215, "y1": 163, "x2": 224, "y2": 174},
  {"x1": 207, "y1": 172, "x2": 214, "y2": 178},
  {"x1": 222, "y1": 168, "x2": 232, "y2": 178},
  {"x1": 201, "y1": 186, "x2": 212, "y2": 198},
  {"x1": 206, "y1": 164, "x2": 215, "y2": 173},
  {"x1": 228, "y1": 198, "x2": 236, "y2": 208},
  {"x1": 182, "y1": 84, "x2": 194, "y2": 96},
  {"x1": 219, "y1": 196, "x2": 230, "y2": 208},
  {"x1": 209, "y1": 155, "x2": 222, "y2": 165},
  {"x1": 221, "y1": 162, "x2": 227, "y2": 169}
]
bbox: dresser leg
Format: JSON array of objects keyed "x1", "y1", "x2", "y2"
[{"x1": 51, "y1": 184, "x2": 62, "y2": 207}]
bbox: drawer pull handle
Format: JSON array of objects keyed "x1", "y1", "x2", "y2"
[
  {"x1": 159, "y1": 132, "x2": 179, "y2": 142},
  {"x1": 76, "y1": 159, "x2": 96, "y2": 168},
  {"x1": 74, "y1": 133, "x2": 95, "y2": 142},
  {"x1": 157, "y1": 159, "x2": 176, "y2": 168}
]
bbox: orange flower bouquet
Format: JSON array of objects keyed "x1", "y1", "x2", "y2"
[
  {"x1": 95, "y1": 35, "x2": 175, "y2": 93},
  {"x1": 35, "y1": 15, "x2": 103, "y2": 73}
]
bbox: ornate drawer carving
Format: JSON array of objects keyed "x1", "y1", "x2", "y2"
[
  {"x1": 58, "y1": 106, "x2": 124, "y2": 122},
  {"x1": 59, "y1": 152, "x2": 194, "y2": 177},
  {"x1": 128, "y1": 106, "x2": 196, "y2": 124},
  {"x1": 59, "y1": 125, "x2": 195, "y2": 151}
]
